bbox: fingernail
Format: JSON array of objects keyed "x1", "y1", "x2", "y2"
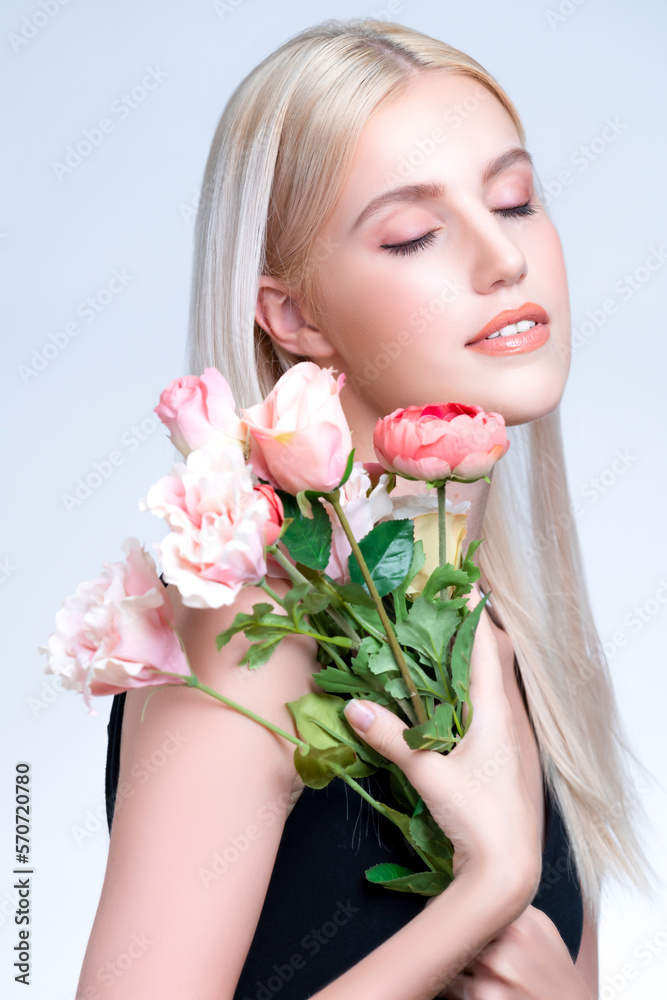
[{"x1": 344, "y1": 700, "x2": 376, "y2": 732}]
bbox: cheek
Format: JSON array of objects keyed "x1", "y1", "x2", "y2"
[
  {"x1": 318, "y1": 252, "x2": 434, "y2": 359},
  {"x1": 530, "y1": 219, "x2": 569, "y2": 297}
]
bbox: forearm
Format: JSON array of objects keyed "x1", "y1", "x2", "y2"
[{"x1": 308, "y1": 869, "x2": 526, "y2": 1000}]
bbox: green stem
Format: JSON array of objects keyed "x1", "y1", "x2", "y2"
[
  {"x1": 259, "y1": 579, "x2": 284, "y2": 604},
  {"x1": 267, "y1": 543, "x2": 361, "y2": 649},
  {"x1": 437, "y1": 482, "x2": 447, "y2": 600},
  {"x1": 182, "y1": 674, "x2": 309, "y2": 749},
  {"x1": 331, "y1": 765, "x2": 448, "y2": 875},
  {"x1": 159, "y1": 627, "x2": 310, "y2": 749},
  {"x1": 324, "y1": 492, "x2": 427, "y2": 726}
]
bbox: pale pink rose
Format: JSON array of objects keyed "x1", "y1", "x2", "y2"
[
  {"x1": 155, "y1": 367, "x2": 247, "y2": 458},
  {"x1": 373, "y1": 402, "x2": 510, "y2": 484},
  {"x1": 320, "y1": 463, "x2": 393, "y2": 584},
  {"x1": 139, "y1": 441, "x2": 272, "y2": 609},
  {"x1": 38, "y1": 538, "x2": 189, "y2": 714},
  {"x1": 240, "y1": 361, "x2": 353, "y2": 494},
  {"x1": 253, "y1": 483, "x2": 284, "y2": 546}
]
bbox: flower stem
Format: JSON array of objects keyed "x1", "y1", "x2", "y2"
[
  {"x1": 259, "y1": 579, "x2": 284, "y2": 604},
  {"x1": 437, "y1": 483, "x2": 447, "y2": 600},
  {"x1": 330, "y1": 765, "x2": 444, "y2": 874},
  {"x1": 266, "y1": 543, "x2": 361, "y2": 647},
  {"x1": 183, "y1": 674, "x2": 309, "y2": 749},
  {"x1": 324, "y1": 492, "x2": 427, "y2": 726}
]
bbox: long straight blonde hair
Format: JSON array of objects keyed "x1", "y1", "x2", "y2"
[{"x1": 186, "y1": 17, "x2": 658, "y2": 919}]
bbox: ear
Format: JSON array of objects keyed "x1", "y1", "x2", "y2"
[{"x1": 255, "y1": 277, "x2": 336, "y2": 359}]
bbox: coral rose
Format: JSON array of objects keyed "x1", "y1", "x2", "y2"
[{"x1": 373, "y1": 402, "x2": 509, "y2": 484}]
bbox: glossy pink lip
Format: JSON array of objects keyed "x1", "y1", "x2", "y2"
[
  {"x1": 467, "y1": 322, "x2": 550, "y2": 355},
  {"x1": 466, "y1": 302, "x2": 549, "y2": 345}
]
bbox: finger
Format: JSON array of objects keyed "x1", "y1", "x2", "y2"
[{"x1": 342, "y1": 699, "x2": 422, "y2": 772}]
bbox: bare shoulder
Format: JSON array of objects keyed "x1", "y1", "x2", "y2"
[{"x1": 123, "y1": 574, "x2": 323, "y2": 788}]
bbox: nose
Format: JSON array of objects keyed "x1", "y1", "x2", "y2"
[{"x1": 463, "y1": 208, "x2": 528, "y2": 293}]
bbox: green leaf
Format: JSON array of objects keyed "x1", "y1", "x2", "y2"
[
  {"x1": 364, "y1": 863, "x2": 449, "y2": 896},
  {"x1": 334, "y1": 447, "x2": 356, "y2": 489},
  {"x1": 312, "y1": 715, "x2": 385, "y2": 769},
  {"x1": 215, "y1": 603, "x2": 275, "y2": 650},
  {"x1": 420, "y1": 565, "x2": 470, "y2": 603},
  {"x1": 280, "y1": 581, "x2": 331, "y2": 626},
  {"x1": 277, "y1": 492, "x2": 332, "y2": 571},
  {"x1": 392, "y1": 537, "x2": 426, "y2": 618},
  {"x1": 450, "y1": 592, "x2": 489, "y2": 702},
  {"x1": 395, "y1": 596, "x2": 459, "y2": 675},
  {"x1": 409, "y1": 797, "x2": 454, "y2": 861},
  {"x1": 348, "y1": 519, "x2": 414, "y2": 599},
  {"x1": 286, "y1": 692, "x2": 352, "y2": 750},
  {"x1": 311, "y1": 666, "x2": 372, "y2": 695},
  {"x1": 402, "y1": 702, "x2": 458, "y2": 752},
  {"x1": 238, "y1": 637, "x2": 284, "y2": 669},
  {"x1": 332, "y1": 581, "x2": 378, "y2": 609},
  {"x1": 293, "y1": 744, "x2": 357, "y2": 789},
  {"x1": 387, "y1": 764, "x2": 420, "y2": 812}
]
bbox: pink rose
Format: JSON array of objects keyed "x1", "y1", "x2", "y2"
[
  {"x1": 373, "y1": 402, "x2": 510, "y2": 484},
  {"x1": 320, "y1": 463, "x2": 393, "y2": 584},
  {"x1": 139, "y1": 441, "x2": 273, "y2": 608},
  {"x1": 155, "y1": 367, "x2": 247, "y2": 458},
  {"x1": 253, "y1": 483, "x2": 284, "y2": 546},
  {"x1": 38, "y1": 538, "x2": 189, "y2": 713},
  {"x1": 240, "y1": 361, "x2": 353, "y2": 494}
]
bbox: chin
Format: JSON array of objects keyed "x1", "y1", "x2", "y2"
[{"x1": 498, "y1": 382, "x2": 566, "y2": 427}]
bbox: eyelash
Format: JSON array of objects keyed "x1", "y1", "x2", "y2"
[{"x1": 380, "y1": 200, "x2": 539, "y2": 257}]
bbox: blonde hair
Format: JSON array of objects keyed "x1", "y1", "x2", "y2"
[{"x1": 187, "y1": 17, "x2": 659, "y2": 919}]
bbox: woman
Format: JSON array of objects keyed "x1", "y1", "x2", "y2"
[{"x1": 78, "y1": 18, "x2": 656, "y2": 999}]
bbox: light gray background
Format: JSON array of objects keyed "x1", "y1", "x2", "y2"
[{"x1": 2, "y1": 1, "x2": 666, "y2": 997}]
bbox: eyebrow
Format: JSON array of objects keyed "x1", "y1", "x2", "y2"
[{"x1": 350, "y1": 146, "x2": 534, "y2": 233}]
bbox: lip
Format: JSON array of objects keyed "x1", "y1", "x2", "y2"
[{"x1": 466, "y1": 302, "x2": 550, "y2": 346}]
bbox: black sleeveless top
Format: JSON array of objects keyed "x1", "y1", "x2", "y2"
[{"x1": 104, "y1": 587, "x2": 583, "y2": 997}]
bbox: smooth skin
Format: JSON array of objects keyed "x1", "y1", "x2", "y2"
[{"x1": 76, "y1": 72, "x2": 598, "y2": 998}]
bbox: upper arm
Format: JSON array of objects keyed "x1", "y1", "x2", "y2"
[
  {"x1": 77, "y1": 578, "x2": 320, "y2": 999},
  {"x1": 574, "y1": 898, "x2": 598, "y2": 998}
]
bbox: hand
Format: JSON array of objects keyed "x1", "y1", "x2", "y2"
[
  {"x1": 439, "y1": 904, "x2": 593, "y2": 999},
  {"x1": 343, "y1": 583, "x2": 542, "y2": 913}
]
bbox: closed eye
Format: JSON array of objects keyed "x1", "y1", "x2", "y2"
[{"x1": 380, "y1": 200, "x2": 539, "y2": 257}]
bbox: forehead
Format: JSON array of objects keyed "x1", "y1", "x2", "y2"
[{"x1": 329, "y1": 72, "x2": 523, "y2": 229}]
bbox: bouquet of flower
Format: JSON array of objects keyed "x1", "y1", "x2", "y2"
[{"x1": 40, "y1": 361, "x2": 510, "y2": 898}]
